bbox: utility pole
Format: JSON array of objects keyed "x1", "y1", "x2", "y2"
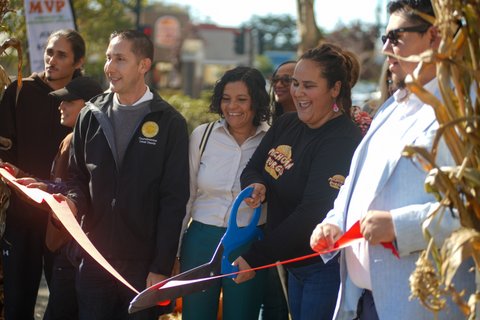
[
  {"x1": 120, "y1": 0, "x2": 141, "y2": 30},
  {"x1": 134, "y1": 0, "x2": 141, "y2": 30}
]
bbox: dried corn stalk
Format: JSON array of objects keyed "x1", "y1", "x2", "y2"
[
  {"x1": 400, "y1": 0, "x2": 480, "y2": 318},
  {"x1": 0, "y1": 0, "x2": 22, "y2": 97}
]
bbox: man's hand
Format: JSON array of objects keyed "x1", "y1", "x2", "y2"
[
  {"x1": 15, "y1": 177, "x2": 48, "y2": 192},
  {"x1": 146, "y1": 272, "x2": 168, "y2": 288},
  {"x1": 244, "y1": 183, "x2": 266, "y2": 209},
  {"x1": 0, "y1": 161, "x2": 20, "y2": 177},
  {"x1": 360, "y1": 210, "x2": 395, "y2": 245},
  {"x1": 232, "y1": 256, "x2": 255, "y2": 284},
  {"x1": 310, "y1": 223, "x2": 343, "y2": 253}
]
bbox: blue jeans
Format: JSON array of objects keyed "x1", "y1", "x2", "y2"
[{"x1": 287, "y1": 260, "x2": 339, "y2": 320}]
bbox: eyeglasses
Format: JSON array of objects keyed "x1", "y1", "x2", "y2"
[
  {"x1": 381, "y1": 25, "x2": 430, "y2": 45},
  {"x1": 271, "y1": 75, "x2": 293, "y2": 86}
]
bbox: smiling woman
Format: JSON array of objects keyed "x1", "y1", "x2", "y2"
[
  {"x1": 234, "y1": 43, "x2": 363, "y2": 320},
  {"x1": 220, "y1": 81, "x2": 256, "y2": 145},
  {"x1": 271, "y1": 61, "x2": 296, "y2": 122},
  {"x1": 177, "y1": 67, "x2": 271, "y2": 320}
]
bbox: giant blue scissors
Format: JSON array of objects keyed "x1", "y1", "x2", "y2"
[{"x1": 129, "y1": 186, "x2": 262, "y2": 314}]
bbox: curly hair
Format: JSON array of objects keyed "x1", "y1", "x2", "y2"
[{"x1": 210, "y1": 67, "x2": 271, "y2": 126}]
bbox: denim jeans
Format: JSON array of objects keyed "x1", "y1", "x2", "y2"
[{"x1": 287, "y1": 260, "x2": 340, "y2": 320}]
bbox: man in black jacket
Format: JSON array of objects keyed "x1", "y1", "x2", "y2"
[{"x1": 65, "y1": 30, "x2": 189, "y2": 319}]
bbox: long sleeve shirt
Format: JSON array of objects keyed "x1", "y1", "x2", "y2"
[
  {"x1": 182, "y1": 120, "x2": 269, "y2": 233},
  {"x1": 241, "y1": 113, "x2": 362, "y2": 268}
]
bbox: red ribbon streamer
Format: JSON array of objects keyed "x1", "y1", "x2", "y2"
[
  {"x1": 150, "y1": 220, "x2": 399, "y2": 295},
  {"x1": 0, "y1": 168, "x2": 140, "y2": 294},
  {"x1": 1, "y1": 167, "x2": 399, "y2": 299}
]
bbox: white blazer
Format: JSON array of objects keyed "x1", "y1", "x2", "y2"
[{"x1": 322, "y1": 82, "x2": 475, "y2": 320}]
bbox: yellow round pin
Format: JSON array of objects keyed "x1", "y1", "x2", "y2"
[{"x1": 141, "y1": 121, "x2": 159, "y2": 138}]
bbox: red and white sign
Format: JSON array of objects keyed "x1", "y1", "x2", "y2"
[{"x1": 23, "y1": 0, "x2": 76, "y2": 72}]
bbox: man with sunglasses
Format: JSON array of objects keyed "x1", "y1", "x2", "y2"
[{"x1": 310, "y1": 1, "x2": 475, "y2": 319}]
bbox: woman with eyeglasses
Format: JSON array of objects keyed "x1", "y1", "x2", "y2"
[
  {"x1": 233, "y1": 43, "x2": 363, "y2": 320},
  {"x1": 270, "y1": 61, "x2": 296, "y2": 122}
]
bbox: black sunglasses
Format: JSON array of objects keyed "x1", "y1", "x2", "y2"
[
  {"x1": 271, "y1": 75, "x2": 293, "y2": 86},
  {"x1": 381, "y1": 24, "x2": 430, "y2": 45}
]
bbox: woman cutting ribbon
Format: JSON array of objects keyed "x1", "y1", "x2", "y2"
[{"x1": 233, "y1": 44, "x2": 362, "y2": 320}]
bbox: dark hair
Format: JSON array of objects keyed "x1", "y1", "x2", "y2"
[
  {"x1": 110, "y1": 30, "x2": 154, "y2": 63},
  {"x1": 270, "y1": 60, "x2": 296, "y2": 120},
  {"x1": 344, "y1": 50, "x2": 360, "y2": 89},
  {"x1": 48, "y1": 29, "x2": 85, "y2": 64},
  {"x1": 210, "y1": 67, "x2": 270, "y2": 126},
  {"x1": 387, "y1": 0, "x2": 435, "y2": 26},
  {"x1": 299, "y1": 43, "x2": 359, "y2": 117}
]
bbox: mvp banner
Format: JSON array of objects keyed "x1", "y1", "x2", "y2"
[{"x1": 24, "y1": 0, "x2": 76, "y2": 72}]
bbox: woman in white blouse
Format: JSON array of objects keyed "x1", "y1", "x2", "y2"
[{"x1": 179, "y1": 67, "x2": 271, "y2": 320}]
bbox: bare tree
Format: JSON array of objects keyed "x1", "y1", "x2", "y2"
[{"x1": 296, "y1": 0, "x2": 322, "y2": 55}]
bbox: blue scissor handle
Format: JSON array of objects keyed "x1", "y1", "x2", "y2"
[{"x1": 221, "y1": 186, "x2": 263, "y2": 277}]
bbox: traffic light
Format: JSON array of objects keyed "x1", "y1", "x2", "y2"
[
  {"x1": 138, "y1": 25, "x2": 153, "y2": 37},
  {"x1": 234, "y1": 28, "x2": 245, "y2": 54}
]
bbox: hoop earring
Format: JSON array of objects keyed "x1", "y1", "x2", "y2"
[{"x1": 332, "y1": 101, "x2": 339, "y2": 113}]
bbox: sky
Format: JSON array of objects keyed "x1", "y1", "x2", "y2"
[{"x1": 160, "y1": 0, "x2": 389, "y2": 31}]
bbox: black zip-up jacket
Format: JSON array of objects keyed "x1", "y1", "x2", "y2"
[{"x1": 67, "y1": 91, "x2": 189, "y2": 276}]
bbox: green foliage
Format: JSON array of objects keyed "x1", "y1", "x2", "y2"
[
  {"x1": 1, "y1": 0, "x2": 138, "y2": 78},
  {"x1": 74, "y1": 0, "x2": 138, "y2": 80},
  {"x1": 161, "y1": 90, "x2": 219, "y2": 133},
  {"x1": 244, "y1": 14, "x2": 298, "y2": 51},
  {"x1": 1, "y1": 0, "x2": 28, "y2": 75},
  {"x1": 254, "y1": 55, "x2": 274, "y2": 76}
]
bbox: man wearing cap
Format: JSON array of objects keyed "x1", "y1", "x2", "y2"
[{"x1": 13, "y1": 76, "x2": 103, "y2": 320}]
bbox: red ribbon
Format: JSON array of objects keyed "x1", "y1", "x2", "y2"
[
  {"x1": 1, "y1": 167, "x2": 399, "y2": 300},
  {"x1": 0, "y1": 168, "x2": 140, "y2": 294},
  {"x1": 149, "y1": 220, "x2": 399, "y2": 299}
]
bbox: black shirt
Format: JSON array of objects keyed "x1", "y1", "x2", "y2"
[{"x1": 241, "y1": 112, "x2": 361, "y2": 268}]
